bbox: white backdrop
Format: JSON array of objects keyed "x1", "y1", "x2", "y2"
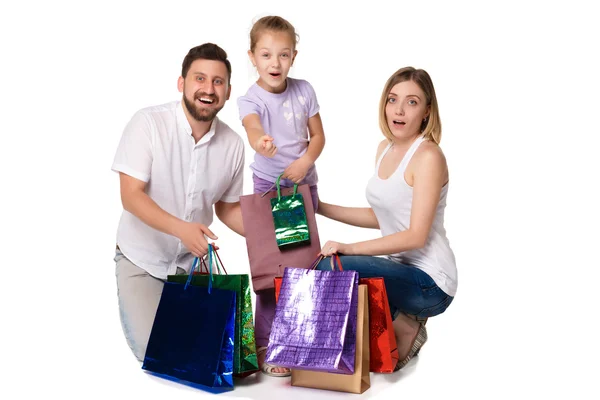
[{"x1": 1, "y1": 1, "x2": 599, "y2": 399}]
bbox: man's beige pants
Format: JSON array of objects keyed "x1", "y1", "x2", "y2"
[{"x1": 114, "y1": 249, "x2": 185, "y2": 362}]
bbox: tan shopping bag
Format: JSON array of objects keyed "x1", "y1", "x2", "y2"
[{"x1": 290, "y1": 284, "x2": 370, "y2": 394}]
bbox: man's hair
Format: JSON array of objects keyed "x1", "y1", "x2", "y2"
[{"x1": 181, "y1": 43, "x2": 232, "y2": 84}]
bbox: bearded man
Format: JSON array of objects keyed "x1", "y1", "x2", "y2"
[{"x1": 111, "y1": 43, "x2": 245, "y2": 362}]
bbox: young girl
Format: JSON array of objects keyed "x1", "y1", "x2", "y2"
[
  {"x1": 237, "y1": 15, "x2": 326, "y2": 377},
  {"x1": 317, "y1": 67, "x2": 458, "y2": 371}
]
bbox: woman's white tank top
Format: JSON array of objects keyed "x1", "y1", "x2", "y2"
[{"x1": 365, "y1": 136, "x2": 458, "y2": 296}]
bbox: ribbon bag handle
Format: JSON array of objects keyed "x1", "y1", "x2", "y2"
[
  {"x1": 198, "y1": 257, "x2": 209, "y2": 274},
  {"x1": 207, "y1": 245, "x2": 228, "y2": 275},
  {"x1": 309, "y1": 253, "x2": 325, "y2": 270},
  {"x1": 329, "y1": 254, "x2": 344, "y2": 271},
  {"x1": 185, "y1": 254, "x2": 213, "y2": 293},
  {"x1": 275, "y1": 173, "x2": 298, "y2": 201},
  {"x1": 303, "y1": 253, "x2": 325, "y2": 274}
]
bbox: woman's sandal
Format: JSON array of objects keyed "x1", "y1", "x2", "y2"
[
  {"x1": 257, "y1": 346, "x2": 291, "y2": 377},
  {"x1": 394, "y1": 323, "x2": 428, "y2": 371}
]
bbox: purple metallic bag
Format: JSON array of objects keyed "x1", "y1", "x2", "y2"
[{"x1": 265, "y1": 257, "x2": 358, "y2": 374}]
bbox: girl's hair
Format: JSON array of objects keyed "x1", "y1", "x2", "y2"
[
  {"x1": 249, "y1": 15, "x2": 299, "y2": 52},
  {"x1": 378, "y1": 67, "x2": 442, "y2": 144}
]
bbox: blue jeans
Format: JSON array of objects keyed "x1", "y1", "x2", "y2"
[{"x1": 317, "y1": 256, "x2": 453, "y2": 320}]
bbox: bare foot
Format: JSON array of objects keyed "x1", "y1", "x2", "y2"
[
  {"x1": 393, "y1": 313, "x2": 421, "y2": 361},
  {"x1": 257, "y1": 347, "x2": 290, "y2": 375}
]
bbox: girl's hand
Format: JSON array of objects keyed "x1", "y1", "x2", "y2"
[
  {"x1": 283, "y1": 158, "x2": 311, "y2": 184},
  {"x1": 320, "y1": 240, "x2": 348, "y2": 256},
  {"x1": 255, "y1": 135, "x2": 277, "y2": 158}
]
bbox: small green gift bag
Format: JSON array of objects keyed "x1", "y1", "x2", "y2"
[{"x1": 271, "y1": 174, "x2": 311, "y2": 248}]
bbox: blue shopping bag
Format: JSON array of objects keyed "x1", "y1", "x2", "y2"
[{"x1": 142, "y1": 255, "x2": 236, "y2": 391}]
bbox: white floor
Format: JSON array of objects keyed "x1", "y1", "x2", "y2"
[
  {"x1": 21, "y1": 292, "x2": 589, "y2": 400},
  {"x1": 21, "y1": 280, "x2": 591, "y2": 400}
]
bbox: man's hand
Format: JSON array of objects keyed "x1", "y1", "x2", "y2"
[
  {"x1": 283, "y1": 157, "x2": 311, "y2": 184},
  {"x1": 176, "y1": 222, "x2": 218, "y2": 257},
  {"x1": 255, "y1": 135, "x2": 277, "y2": 158}
]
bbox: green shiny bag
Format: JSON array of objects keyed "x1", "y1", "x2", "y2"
[
  {"x1": 167, "y1": 245, "x2": 259, "y2": 377},
  {"x1": 271, "y1": 174, "x2": 311, "y2": 248}
]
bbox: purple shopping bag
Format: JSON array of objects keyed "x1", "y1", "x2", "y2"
[{"x1": 265, "y1": 257, "x2": 358, "y2": 374}]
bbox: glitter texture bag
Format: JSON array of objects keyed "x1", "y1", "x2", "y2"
[
  {"x1": 270, "y1": 174, "x2": 310, "y2": 248},
  {"x1": 275, "y1": 255, "x2": 398, "y2": 373},
  {"x1": 266, "y1": 256, "x2": 358, "y2": 374}
]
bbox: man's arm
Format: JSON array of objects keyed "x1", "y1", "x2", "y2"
[
  {"x1": 215, "y1": 201, "x2": 244, "y2": 237},
  {"x1": 119, "y1": 172, "x2": 217, "y2": 257}
]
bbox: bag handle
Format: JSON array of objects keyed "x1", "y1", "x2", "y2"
[
  {"x1": 329, "y1": 254, "x2": 344, "y2": 271},
  {"x1": 302, "y1": 253, "x2": 323, "y2": 274},
  {"x1": 207, "y1": 245, "x2": 228, "y2": 275},
  {"x1": 198, "y1": 257, "x2": 209, "y2": 273},
  {"x1": 309, "y1": 253, "x2": 325, "y2": 270},
  {"x1": 185, "y1": 254, "x2": 213, "y2": 293},
  {"x1": 275, "y1": 173, "x2": 298, "y2": 201}
]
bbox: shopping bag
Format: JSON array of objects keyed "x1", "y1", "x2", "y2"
[
  {"x1": 142, "y1": 255, "x2": 236, "y2": 390},
  {"x1": 167, "y1": 245, "x2": 259, "y2": 377},
  {"x1": 271, "y1": 174, "x2": 310, "y2": 248},
  {"x1": 266, "y1": 256, "x2": 358, "y2": 374},
  {"x1": 359, "y1": 277, "x2": 398, "y2": 373},
  {"x1": 275, "y1": 255, "x2": 399, "y2": 373},
  {"x1": 239, "y1": 177, "x2": 321, "y2": 292},
  {"x1": 291, "y1": 285, "x2": 370, "y2": 393}
]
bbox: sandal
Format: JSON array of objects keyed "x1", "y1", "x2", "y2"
[
  {"x1": 394, "y1": 323, "x2": 428, "y2": 371},
  {"x1": 257, "y1": 346, "x2": 291, "y2": 377}
]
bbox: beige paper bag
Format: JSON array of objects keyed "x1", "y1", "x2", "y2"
[{"x1": 291, "y1": 284, "x2": 370, "y2": 394}]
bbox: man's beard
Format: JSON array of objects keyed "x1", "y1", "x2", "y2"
[{"x1": 183, "y1": 91, "x2": 223, "y2": 122}]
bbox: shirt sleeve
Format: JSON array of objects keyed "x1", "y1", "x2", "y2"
[
  {"x1": 219, "y1": 137, "x2": 245, "y2": 203},
  {"x1": 111, "y1": 110, "x2": 153, "y2": 182},
  {"x1": 237, "y1": 94, "x2": 263, "y2": 121},
  {"x1": 304, "y1": 80, "x2": 320, "y2": 118}
]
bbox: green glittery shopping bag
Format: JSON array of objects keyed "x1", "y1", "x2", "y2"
[
  {"x1": 271, "y1": 174, "x2": 311, "y2": 248},
  {"x1": 167, "y1": 245, "x2": 259, "y2": 377}
]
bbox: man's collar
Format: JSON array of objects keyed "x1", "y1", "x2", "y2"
[{"x1": 176, "y1": 100, "x2": 218, "y2": 144}]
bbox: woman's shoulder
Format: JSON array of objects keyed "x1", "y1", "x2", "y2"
[
  {"x1": 375, "y1": 139, "x2": 390, "y2": 162},
  {"x1": 413, "y1": 140, "x2": 447, "y2": 170}
]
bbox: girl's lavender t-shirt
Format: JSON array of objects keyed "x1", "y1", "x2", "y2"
[{"x1": 237, "y1": 77, "x2": 319, "y2": 186}]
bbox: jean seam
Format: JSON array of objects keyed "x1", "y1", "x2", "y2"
[{"x1": 418, "y1": 295, "x2": 452, "y2": 317}]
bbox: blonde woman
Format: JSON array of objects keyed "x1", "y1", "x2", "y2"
[{"x1": 317, "y1": 67, "x2": 457, "y2": 371}]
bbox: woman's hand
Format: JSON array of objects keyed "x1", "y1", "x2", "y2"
[{"x1": 320, "y1": 240, "x2": 350, "y2": 256}]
